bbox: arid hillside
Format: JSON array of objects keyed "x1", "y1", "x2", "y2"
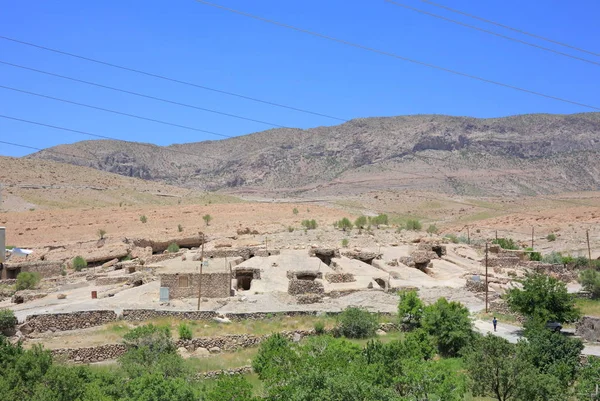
[{"x1": 27, "y1": 113, "x2": 600, "y2": 196}]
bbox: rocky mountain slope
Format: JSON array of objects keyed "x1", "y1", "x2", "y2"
[{"x1": 27, "y1": 113, "x2": 600, "y2": 196}]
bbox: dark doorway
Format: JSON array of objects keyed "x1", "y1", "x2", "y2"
[
  {"x1": 236, "y1": 272, "x2": 253, "y2": 291},
  {"x1": 432, "y1": 246, "x2": 444, "y2": 258},
  {"x1": 374, "y1": 278, "x2": 387, "y2": 291},
  {"x1": 314, "y1": 254, "x2": 332, "y2": 266},
  {"x1": 296, "y1": 273, "x2": 317, "y2": 281},
  {"x1": 6, "y1": 268, "x2": 20, "y2": 279}
]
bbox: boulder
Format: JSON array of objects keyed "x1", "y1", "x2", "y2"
[
  {"x1": 57, "y1": 293, "x2": 67, "y2": 300},
  {"x1": 101, "y1": 258, "x2": 119, "y2": 268},
  {"x1": 209, "y1": 347, "x2": 221, "y2": 354},
  {"x1": 192, "y1": 347, "x2": 210, "y2": 358}
]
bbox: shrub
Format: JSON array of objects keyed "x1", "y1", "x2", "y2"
[
  {"x1": 314, "y1": 321, "x2": 325, "y2": 335},
  {"x1": 579, "y1": 269, "x2": 600, "y2": 299},
  {"x1": 203, "y1": 214, "x2": 212, "y2": 226},
  {"x1": 60, "y1": 265, "x2": 67, "y2": 276},
  {"x1": 406, "y1": 219, "x2": 422, "y2": 231},
  {"x1": 177, "y1": 224, "x2": 183, "y2": 232},
  {"x1": 370, "y1": 214, "x2": 388, "y2": 227},
  {"x1": 252, "y1": 333, "x2": 292, "y2": 378},
  {"x1": 546, "y1": 233, "x2": 556, "y2": 241},
  {"x1": 426, "y1": 224, "x2": 438, "y2": 234},
  {"x1": 72, "y1": 256, "x2": 87, "y2": 271},
  {"x1": 301, "y1": 219, "x2": 317, "y2": 230},
  {"x1": 398, "y1": 289, "x2": 424, "y2": 330},
  {"x1": 444, "y1": 234, "x2": 459, "y2": 244},
  {"x1": 354, "y1": 216, "x2": 367, "y2": 229},
  {"x1": 140, "y1": 215, "x2": 148, "y2": 223},
  {"x1": 341, "y1": 238, "x2": 349, "y2": 248},
  {"x1": 97, "y1": 229, "x2": 106, "y2": 239},
  {"x1": 293, "y1": 208, "x2": 299, "y2": 215},
  {"x1": 525, "y1": 247, "x2": 542, "y2": 262},
  {"x1": 16, "y1": 271, "x2": 41, "y2": 291},
  {"x1": 288, "y1": 226, "x2": 294, "y2": 232},
  {"x1": 0, "y1": 309, "x2": 17, "y2": 331},
  {"x1": 178, "y1": 323, "x2": 192, "y2": 340},
  {"x1": 167, "y1": 243, "x2": 180, "y2": 253},
  {"x1": 542, "y1": 251, "x2": 563, "y2": 264},
  {"x1": 422, "y1": 297, "x2": 474, "y2": 357},
  {"x1": 336, "y1": 307, "x2": 378, "y2": 339},
  {"x1": 493, "y1": 237, "x2": 519, "y2": 250},
  {"x1": 337, "y1": 217, "x2": 353, "y2": 231}
]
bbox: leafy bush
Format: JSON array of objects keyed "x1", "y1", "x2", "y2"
[
  {"x1": 314, "y1": 321, "x2": 325, "y2": 335},
  {"x1": 492, "y1": 237, "x2": 519, "y2": 250},
  {"x1": 542, "y1": 251, "x2": 563, "y2": 264},
  {"x1": 252, "y1": 333, "x2": 292, "y2": 378},
  {"x1": 203, "y1": 214, "x2": 212, "y2": 226},
  {"x1": 341, "y1": 238, "x2": 349, "y2": 248},
  {"x1": 444, "y1": 234, "x2": 459, "y2": 243},
  {"x1": 97, "y1": 229, "x2": 106, "y2": 239},
  {"x1": 293, "y1": 208, "x2": 299, "y2": 215},
  {"x1": 178, "y1": 323, "x2": 192, "y2": 340},
  {"x1": 354, "y1": 216, "x2": 367, "y2": 229},
  {"x1": 60, "y1": 265, "x2": 67, "y2": 277},
  {"x1": 16, "y1": 272, "x2": 41, "y2": 290},
  {"x1": 579, "y1": 269, "x2": 600, "y2": 299},
  {"x1": 506, "y1": 273, "x2": 581, "y2": 323},
  {"x1": 72, "y1": 256, "x2": 87, "y2": 272},
  {"x1": 398, "y1": 289, "x2": 424, "y2": 330},
  {"x1": 546, "y1": 233, "x2": 556, "y2": 241},
  {"x1": 204, "y1": 375, "x2": 256, "y2": 401},
  {"x1": 406, "y1": 219, "x2": 422, "y2": 231},
  {"x1": 0, "y1": 309, "x2": 17, "y2": 331},
  {"x1": 167, "y1": 243, "x2": 180, "y2": 253},
  {"x1": 301, "y1": 219, "x2": 317, "y2": 230},
  {"x1": 287, "y1": 226, "x2": 294, "y2": 232},
  {"x1": 525, "y1": 247, "x2": 542, "y2": 261},
  {"x1": 177, "y1": 224, "x2": 183, "y2": 232},
  {"x1": 139, "y1": 215, "x2": 147, "y2": 223},
  {"x1": 370, "y1": 214, "x2": 388, "y2": 227},
  {"x1": 426, "y1": 224, "x2": 438, "y2": 234},
  {"x1": 337, "y1": 217, "x2": 353, "y2": 231},
  {"x1": 422, "y1": 297, "x2": 474, "y2": 357},
  {"x1": 336, "y1": 307, "x2": 378, "y2": 339}
]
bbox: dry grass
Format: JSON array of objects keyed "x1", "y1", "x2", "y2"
[{"x1": 576, "y1": 298, "x2": 600, "y2": 317}]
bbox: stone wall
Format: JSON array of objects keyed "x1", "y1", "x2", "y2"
[
  {"x1": 576, "y1": 316, "x2": 600, "y2": 342},
  {"x1": 159, "y1": 272, "x2": 230, "y2": 299},
  {"x1": 95, "y1": 276, "x2": 129, "y2": 286},
  {"x1": 3, "y1": 261, "x2": 63, "y2": 279},
  {"x1": 22, "y1": 310, "x2": 118, "y2": 332},
  {"x1": 325, "y1": 273, "x2": 356, "y2": 283},
  {"x1": 52, "y1": 344, "x2": 127, "y2": 363},
  {"x1": 287, "y1": 270, "x2": 323, "y2": 280},
  {"x1": 296, "y1": 294, "x2": 323, "y2": 304},
  {"x1": 288, "y1": 279, "x2": 325, "y2": 295},
  {"x1": 121, "y1": 309, "x2": 219, "y2": 322},
  {"x1": 201, "y1": 247, "x2": 280, "y2": 261}
]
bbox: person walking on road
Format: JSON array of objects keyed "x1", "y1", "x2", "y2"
[{"x1": 492, "y1": 316, "x2": 498, "y2": 332}]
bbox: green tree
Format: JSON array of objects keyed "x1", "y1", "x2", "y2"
[
  {"x1": 252, "y1": 333, "x2": 295, "y2": 380},
  {"x1": 505, "y1": 273, "x2": 581, "y2": 324},
  {"x1": 422, "y1": 297, "x2": 474, "y2": 357},
  {"x1": 204, "y1": 375, "x2": 256, "y2": 401},
  {"x1": 122, "y1": 374, "x2": 196, "y2": 401},
  {"x1": 16, "y1": 272, "x2": 41, "y2": 290},
  {"x1": 355, "y1": 215, "x2": 368, "y2": 229},
  {"x1": 576, "y1": 356, "x2": 600, "y2": 401},
  {"x1": 397, "y1": 289, "x2": 424, "y2": 330},
  {"x1": 72, "y1": 256, "x2": 87, "y2": 272},
  {"x1": 0, "y1": 309, "x2": 17, "y2": 332},
  {"x1": 464, "y1": 334, "x2": 529, "y2": 401},
  {"x1": 337, "y1": 217, "x2": 353, "y2": 231},
  {"x1": 166, "y1": 242, "x2": 180, "y2": 253},
  {"x1": 493, "y1": 237, "x2": 519, "y2": 250},
  {"x1": 203, "y1": 214, "x2": 212, "y2": 226},
  {"x1": 336, "y1": 307, "x2": 379, "y2": 339},
  {"x1": 579, "y1": 269, "x2": 600, "y2": 299}
]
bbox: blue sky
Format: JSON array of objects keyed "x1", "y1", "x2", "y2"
[{"x1": 1, "y1": 0, "x2": 599, "y2": 157}]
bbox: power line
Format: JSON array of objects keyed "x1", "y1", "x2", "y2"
[
  {"x1": 386, "y1": 0, "x2": 600, "y2": 67},
  {"x1": 193, "y1": 0, "x2": 600, "y2": 111},
  {"x1": 0, "y1": 61, "x2": 290, "y2": 130},
  {"x1": 0, "y1": 114, "x2": 228, "y2": 164},
  {"x1": 0, "y1": 85, "x2": 235, "y2": 139},
  {"x1": 420, "y1": 0, "x2": 600, "y2": 58},
  {"x1": 0, "y1": 36, "x2": 346, "y2": 122},
  {"x1": 0, "y1": 140, "x2": 101, "y2": 163}
]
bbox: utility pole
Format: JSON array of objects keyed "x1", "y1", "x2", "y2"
[
  {"x1": 531, "y1": 226, "x2": 535, "y2": 250},
  {"x1": 197, "y1": 233, "x2": 204, "y2": 311},
  {"x1": 587, "y1": 229, "x2": 593, "y2": 268},
  {"x1": 466, "y1": 226, "x2": 470, "y2": 245},
  {"x1": 485, "y1": 242, "x2": 489, "y2": 314},
  {"x1": 495, "y1": 230, "x2": 498, "y2": 242}
]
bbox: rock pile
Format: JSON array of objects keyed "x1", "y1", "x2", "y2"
[
  {"x1": 576, "y1": 316, "x2": 600, "y2": 342},
  {"x1": 288, "y1": 279, "x2": 325, "y2": 296},
  {"x1": 342, "y1": 250, "x2": 380, "y2": 265},
  {"x1": 325, "y1": 273, "x2": 356, "y2": 283},
  {"x1": 296, "y1": 294, "x2": 323, "y2": 304}
]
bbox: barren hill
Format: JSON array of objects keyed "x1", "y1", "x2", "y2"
[
  {"x1": 0, "y1": 157, "x2": 239, "y2": 211},
  {"x1": 27, "y1": 113, "x2": 600, "y2": 196}
]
